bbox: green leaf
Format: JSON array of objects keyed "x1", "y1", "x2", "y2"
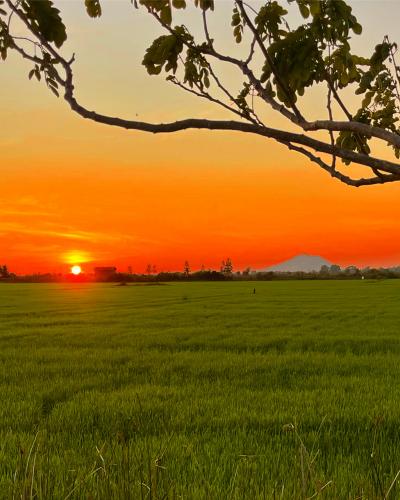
[
  {"x1": 298, "y1": 3, "x2": 309, "y2": 19},
  {"x1": 194, "y1": 0, "x2": 214, "y2": 11},
  {"x1": 255, "y1": 2, "x2": 288, "y2": 40},
  {"x1": 20, "y1": 0, "x2": 67, "y2": 48},
  {"x1": 142, "y1": 31, "x2": 184, "y2": 75},
  {"x1": 160, "y1": 5, "x2": 172, "y2": 25},
  {"x1": 84, "y1": 0, "x2": 102, "y2": 18},
  {"x1": 172, "y1": 0, "x2": 186, "y2": 8},
  {"x1": 49, "y1": 85, "x2": 59, "y2": 97},
  {"x1": 352, "y1": 23, "x2": 362, "y2": 35}
]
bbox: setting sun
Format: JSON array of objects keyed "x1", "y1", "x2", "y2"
[{"x1": 71, "y1": 265, "x2": 82, "y2": 276}]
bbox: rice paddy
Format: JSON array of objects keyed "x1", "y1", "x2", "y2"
[{"x1": 1, "y1": 280, "x2": 400, "y2": 498}]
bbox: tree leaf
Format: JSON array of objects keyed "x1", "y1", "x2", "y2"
[
  {"x1": 352, "y1": 23, "x2": 362, "y2": 35},
  {"x1": 21, "y1": 0, "x2": 67, "y2": 48},
  {"x1": 84, "y1": 0, "x2": 102, "y2": 18}
]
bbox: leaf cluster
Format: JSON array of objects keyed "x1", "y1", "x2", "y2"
[
  {"x1": 0, "y1": 18, "x2": 10, "y2": 60},
  {"x1": 142, "y1": 29, "x2": 184, "y2": 75},
  {"x1": 234, "y1": 82, "x2": 253, "y2": 119},
  {"x1": 28, "y1": 51, "x2": 60, "y2": 97},
  {"x1": 143, "y1": 23, "x2": 212, "y2": 92},
  {"x1": 182, "y1": 45, "x2": 210, "y2": 90},
  {"x1": 255, "y1": 1, "x2": 288, "y2": 42},
  {"x1": 138, "y1": 0, "x2": 214, "y2": 26},
  {"x1": 291, "y1": 0, "x2": 362, "y2": 42},
  {"x1": 231, "y1": 5, "x2": 244, "y2": 44},
  {"x1": 338, "y1": 42, "x2": 400, "y2": 160},
  {"x1": 19, "y1": 0, "x2": 66, "y2": 48},
  {"x1": 258, "y1": 0, "x2": 364, "y2": 107}
]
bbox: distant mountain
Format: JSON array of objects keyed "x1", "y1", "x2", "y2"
[{"x1": 259, "y1": 254, "x2": 333, "y2": 273}]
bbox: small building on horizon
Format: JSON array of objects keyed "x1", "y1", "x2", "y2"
[{"x1": 94, "y1": 266, "x2": 117, "y2": 281}]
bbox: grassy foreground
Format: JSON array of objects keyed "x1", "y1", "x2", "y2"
[{"x1": 1, "y1": 280, "x2": 400, "y2": 499}]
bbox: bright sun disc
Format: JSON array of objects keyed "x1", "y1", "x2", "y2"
[{"x1": 71, "y1": 265, "x2": 82, "y2": 275}]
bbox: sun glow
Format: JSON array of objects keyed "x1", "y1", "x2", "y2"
[
  {"x1": 71, "y1": 265, "x2": 82, "y2": 275},
  {"x1": 63, "y1": 251, "x2": 92, "y2": 265}
]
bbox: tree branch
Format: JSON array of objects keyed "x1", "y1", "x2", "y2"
[
  {"x1": 202, "y1": 9, "x2": 212, "y2": 47},
  {"x1": 149, "y1": 7, "x2": 302, "y2": 126},
  {"x1": 235, "y1": 0, "x2": 305, "y2": 123},
  {"x1": 61, "y1": 80, "x2": 400, "y2": 177},
  {"x1": 303, "y1": 120, "x2": 400, "y2": 149},
  {"x1": 245, "y1": 35, "x2": 256, "y2": 65},
  {"x1": 283, "y1": 142, "x2": 400, "y2": 187},
  {"x1": 326, "y1": 84, "x2": 336, "y2": 171},
  {"x1": 5, "y1": 0, "x2": 69, "y2": 70},
  {"x1": 4, "y1": 0, "x2": 400, "y2": 188},
  {"x1": 167, "y1": 75, "x2": 253, "y2": 122}
]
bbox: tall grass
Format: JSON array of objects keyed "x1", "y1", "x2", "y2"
[{"x1": 1, "y1": 281, "x2": 400, "y2": 498}]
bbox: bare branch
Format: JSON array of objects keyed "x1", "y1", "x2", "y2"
[
  {"x1": 304, "y1": 120, "x2": 400, "y2": 149},
  {"x1": 245, "y1": 35, "x2": 256, "y2": 65},
  {"x1": 207, "y1": 65, "x2": 236, "y2": 107},
  {"x1": 200, "y1": 10, "x2": 263, "y2": 125},
  {"x1": 385, "y1": 35, "x2": 400, "y2": 104},
  {"x1": 9, "y1": 38, "x2": 45, "y2": 66},
  {"x1": 202, "y1": 9, "x2": 212, "y2": 47},
  {"x1": 168, "y1": 76, "x2": 253, "y2": 122},
  {"x1": 60, "y1": 78, "x2": 400, "y2": 177},
  {"x1": 325, "y1": 74, "x2": 353, "y2": 121},
  {"x1": 326, "y1": 84, "x2": 336, "y2": 171}
]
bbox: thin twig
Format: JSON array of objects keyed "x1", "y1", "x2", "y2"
[
  {"x1": 326, "y1": 51, "x2": 336, "y2": 171},
  {"x1": 245, "y1": 35, "x2": 256, "y2": 65}
]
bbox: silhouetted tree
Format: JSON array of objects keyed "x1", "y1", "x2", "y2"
[
  {"x1": 221, "y1": 258, "x2": 233, "y2": 274},
  {"x1": 183, "y1": 260, "x2": 190, "y2": 277},
  {"x1": 320, "y1": 265, "x2": 330, "y2": 274},
  {"x1": 344, "y1": 265, "x2": 360, "y2": 276},
  {"x1": 0, "y1": 265, "x2": 9, "y2": 278},
  {"x1": 330, "y1": 264, "x2": 341, "y2": 274},
  {"x1": 1, "y1": 1, "x2": 399, "y2": 186}
]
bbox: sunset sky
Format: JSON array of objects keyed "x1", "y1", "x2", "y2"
[{"x1": 1, "y1": 0, "x2": 400, "y2": 274}]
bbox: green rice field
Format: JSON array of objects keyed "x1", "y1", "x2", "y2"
[{"x1": 1, "y1": 280, "x2": 400, "y2": 498}]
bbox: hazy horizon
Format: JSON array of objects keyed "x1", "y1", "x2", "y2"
[{"x1": 3, "y1": 252, "x2": 399, "y2": 276}]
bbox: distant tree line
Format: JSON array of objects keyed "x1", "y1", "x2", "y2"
[{"x1": 4, "y1": 260, "x2": 400, "y2": 283}]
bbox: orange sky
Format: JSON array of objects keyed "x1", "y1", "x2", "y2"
[{"x1": 1, "y1": 1, "x2": 400, "y2": 274}]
